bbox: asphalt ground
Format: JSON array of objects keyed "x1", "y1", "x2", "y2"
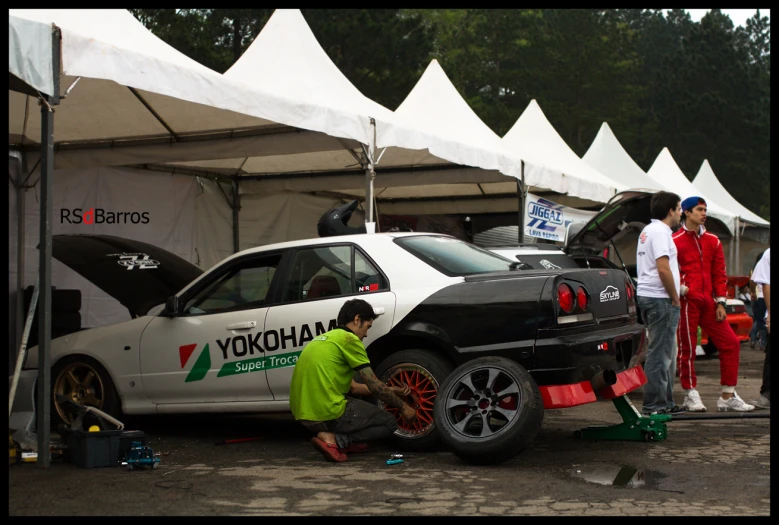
[{"x1": 9, "y1": 343, "x2": 770, "y2": 516}]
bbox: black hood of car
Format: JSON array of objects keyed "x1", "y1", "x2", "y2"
[{"x1": 49, "y1": 234, "x2": 203, "y2": 317}]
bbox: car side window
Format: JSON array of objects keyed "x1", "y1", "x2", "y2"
[
  {"x1": 354, "y1": 249, "x2": 388, "y2": 293},
  {"x1": 283, "y1": 246, "x2": 352, "y2": 302},
  {"x1": 183, "y1": 254, "x2": 282, "y2": 315}
]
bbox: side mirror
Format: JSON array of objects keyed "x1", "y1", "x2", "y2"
[{"x1": 165, "y1": 296, "x2": 179, "y2": 317}]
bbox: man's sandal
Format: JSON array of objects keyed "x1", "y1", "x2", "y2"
[{"x1": 311, "y1": 437, "x2": 347, "y2": 462}]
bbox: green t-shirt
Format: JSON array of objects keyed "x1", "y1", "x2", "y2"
[{"x1": 289, "y1": 327, "x2": 372, "y2": 422}]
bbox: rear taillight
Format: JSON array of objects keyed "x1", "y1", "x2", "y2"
[
  {"x1": 558, "y1": 283, "x2": 575, "y2": 313},
  {"x1": 625, "y1": 279, "x2": 637, "y2": 315},
  {"x1": 576, "y1": 287, "x2": 589, "y2": 312},
  {"x1": 733, "y1": 305, "x2": 746, "y2": 314}
]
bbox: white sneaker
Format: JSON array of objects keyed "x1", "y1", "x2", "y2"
[
  {"x1": 683, "y1": 389, "x2": 707, "y2": 412},
  {"x1": 717, "y1": 392, "x2": 755, "y2": 412}
]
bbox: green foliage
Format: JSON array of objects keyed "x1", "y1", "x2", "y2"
[{"x1": 129, "y1": 9, "x2": 769, "y2": 220}]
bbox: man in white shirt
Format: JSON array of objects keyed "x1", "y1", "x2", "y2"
[
  {"x1": 636, "y1": 191, "x2": 683, "y2": 415},
  {"x1": 749, "y1": 247, "x2": 770, "y2": 409},
  {"x1": 749, "y1": 251, "x2": 767, "y2": 350}
]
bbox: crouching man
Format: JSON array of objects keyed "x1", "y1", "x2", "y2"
[{"x1": 289, "y1": 298, "x2": 417, "y2": 462}]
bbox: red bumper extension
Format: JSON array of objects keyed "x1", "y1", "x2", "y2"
[{"x1": 539, "y1": 365, "x2": 647, "y2": 409}]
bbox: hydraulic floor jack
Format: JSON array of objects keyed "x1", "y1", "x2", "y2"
[{"x1": 575, "y1": 394, "x2": 671, "y2": 442}]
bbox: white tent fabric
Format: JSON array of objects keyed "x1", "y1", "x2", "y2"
[
  {"x1": 502, "y1": 100, "x2": 624, "y2": 204},
  {"x1": 692, "y1": 160, "x2": 769, "y2": 227},
  {"x1": 8, "y1": 9, "x2": 383, "y2": 152},
  {"x1": 180, "y1": 10, "x2": 549, "y2": 200},
  {"x1": 582, "y1": 123, "x2": 663, "y2": 191},
  {"x1": 9, "y1": 12, "x2": 55, "y2": 96},
  {"x1": 391, "y1": 60, "x2": 614, "y2": 206},
  {"x1": 646, "y1": 148, "x2": 737, "y2": 233}
]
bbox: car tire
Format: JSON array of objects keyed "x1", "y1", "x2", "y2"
[
  {"x1": 51, "y1": 355, "x2": 123, "y2": 431},
  {"x1": 434, "y1": 356, "x2": 543, "y2": 465},
  {"x1": 373, "y1": 349, "x2": 454, "y2": 452}
]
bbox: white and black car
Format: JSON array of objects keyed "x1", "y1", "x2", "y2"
[{"x1": 16, "y1": 203, "x2": 649, "y2": 465}]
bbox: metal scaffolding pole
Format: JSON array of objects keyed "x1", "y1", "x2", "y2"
[
  {"x1": 232, "y1": 178, "x2": 241, "y2": 253},
  {"x1": 364, "y1": 118, "x2": 376, "y2": 233},
  {"x1": 36, "y1": 25, "x2": 61, "y2": 469},
  {"x1": 517, "y1": 161, "x2": 526, "y2": 243}
]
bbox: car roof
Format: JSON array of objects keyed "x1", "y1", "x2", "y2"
[{"x1": 225, "y1": 232, "x2": 450, "y2": 260}]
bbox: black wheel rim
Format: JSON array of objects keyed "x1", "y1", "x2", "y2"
[{"x1": 442, "y1": 365, "x2": 523, "y2": 439}]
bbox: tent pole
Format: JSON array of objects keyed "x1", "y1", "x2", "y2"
[
  {"x1": 517, "y1": 161, "x2": 525, "y2": 243},
  {"x1": 728, "y1": 220, "x2": 735, "y2": 275},
  {"x1": 15, "y1": 152, "x2": 26, "y2": 365},
  {"x1": 36, "y1": 25, "x2": 61, "y2": 469},
  {"x1": 364, "y1": 118, "x2": 377, "y2": 233},
  {"x1": 735, "y1": 216, "x2": 740, "y2": 275},
  {"x1": 232, "y1": 178, "x2": 241, "y2": 253}
]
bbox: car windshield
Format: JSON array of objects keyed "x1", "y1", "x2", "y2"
[{"x1": 395, "y1": 236, "x2": 513, "y2": 276}]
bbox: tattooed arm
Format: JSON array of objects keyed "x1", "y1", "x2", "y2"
[{"x1": 358, "y1": 367, "x2": 406, "y2": 409}]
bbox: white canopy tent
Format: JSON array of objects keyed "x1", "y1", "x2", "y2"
[
  {"x1": 692, "y1": 160, "x2": 769, "y2": 227},
  {"x1": 646, "y1": 148, "x2": 737, "y2": 233},
  {"x1": 165, "y1": 10, "x2": 612, "y2": 216},
  {"x1": 502, "y1": 100, "x2": 625, "y2": 206},
  {"x1": 391, "y1": 60, "x2": 616, "y2": 207},
  {"x1": 582, "y1": 123, "x2": 663, "y2": 191}
]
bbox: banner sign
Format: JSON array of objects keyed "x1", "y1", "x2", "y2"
[{"x1": 524, "y1": 193, "x2": 597, "y2": 243}]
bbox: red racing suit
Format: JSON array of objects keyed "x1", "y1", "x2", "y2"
[{"x1": 672, "y1": 223, "x2": 740, "y2": 390}]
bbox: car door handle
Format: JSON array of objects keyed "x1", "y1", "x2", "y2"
[
  {"x1": 373, "y1": 307, "x2": 385, "y2": 316},
  {"x1": 226, "y1": 321, "x2": 257, "y2": 330}
]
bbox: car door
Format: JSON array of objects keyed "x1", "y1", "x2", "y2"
[
  {"x1": 138, "y1": 251, "x2": 287, "y2": 405},
  {"x1": 263, "y1": 243, "x2": 396, "y2": 400}
]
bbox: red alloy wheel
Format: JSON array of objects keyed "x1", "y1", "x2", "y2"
[{"x1": 382, "y1": 365, "x2": 439, "y2": 435}]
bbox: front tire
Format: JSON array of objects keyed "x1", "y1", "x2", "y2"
[
  {"x1": 51, "y1": 355, "x2": 122, "y2": 431},
  {"x1": 374, "y1": 349, "x2": 454, "y2": 452},
  {"x1": 434, "y1": 356, "x2": 543, "y2": 465}
]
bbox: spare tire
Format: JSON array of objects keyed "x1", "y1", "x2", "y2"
[{"x1": 434, "y1": 356, "x2": 543, "y2": 465}]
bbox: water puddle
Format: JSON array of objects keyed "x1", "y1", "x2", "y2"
[{"x1": 570, "y1": 464, "x2": 679, "y2": 492}]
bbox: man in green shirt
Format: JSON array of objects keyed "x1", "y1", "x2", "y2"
[{"x1": 290, "y1": 298, "x2": 418, "y2": 462}]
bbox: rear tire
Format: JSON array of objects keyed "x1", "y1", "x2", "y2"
[
  {"x1": 374, "y1": 349, "x2": 454, "y2": 452},
  {"x1": 434, "y1": 356, "x2": 543, "y2": 465}
]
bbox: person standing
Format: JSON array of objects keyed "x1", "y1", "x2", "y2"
[
  {"x1": 749, "y1": 252, "x2": 767, "y2": 350},
  {"x1": 636, "y1": 191, "x2": 685, "y2": 415},
  {"x1": 749, "y1": 248, "x2": 770, "y2": 409},
  {"x1": 289, "y1": 298, "x2": 417, "y2": 462},
  {"x1": 673, "y1": 196, "x2": 754, "y2": 412}
]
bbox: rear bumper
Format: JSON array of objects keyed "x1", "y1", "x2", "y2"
[{"x1": 539, "y1": 365, "x2": 647, "y2": 409}]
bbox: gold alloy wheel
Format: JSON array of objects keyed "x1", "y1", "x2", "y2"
[{"x1": 53, "y1": 362, "x2": 106, "y2": 424}]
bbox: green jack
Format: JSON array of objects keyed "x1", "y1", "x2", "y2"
[{"x1": 574, "y1": 395, "x2": 671, "y2": 442}]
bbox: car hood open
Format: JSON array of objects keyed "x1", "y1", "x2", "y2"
[{"x1": 49, "y1": 234, "x2": 203, "y2": 317}]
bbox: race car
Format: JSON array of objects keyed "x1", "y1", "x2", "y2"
[{"x1": 17, "y1": 214, "x2": 646, "y2": 464}]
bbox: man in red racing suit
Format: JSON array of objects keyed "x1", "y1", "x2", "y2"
[{"x1": 673, "y1": 196, "x2": 754, "y2": 412}]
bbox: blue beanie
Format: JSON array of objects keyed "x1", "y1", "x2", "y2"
[{"x1": 682, "y1": 196, "x2": 706, "y2": 213}]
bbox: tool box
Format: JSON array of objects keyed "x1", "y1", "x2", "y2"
[{"x1": 68, "y1": 429, "x2": 123, "y2": 468}]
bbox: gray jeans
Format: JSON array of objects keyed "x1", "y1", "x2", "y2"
[
  {"x1": 300, "y1": 397, "x2": 398, "y2": 449},
  {"x1": 637, "y1": 296, "x2": 681, "y2": 414}
]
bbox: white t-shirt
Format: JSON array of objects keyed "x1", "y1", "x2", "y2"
[
  {"x1": 636, "y1": 219, "x2": 681, "y2": 299},
  {"x1": 751, "y1": 248, "x2": 770, "y2": 318},
  {"x1": 752, "y1": 248, "x2": 770, "y2": 286}
]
